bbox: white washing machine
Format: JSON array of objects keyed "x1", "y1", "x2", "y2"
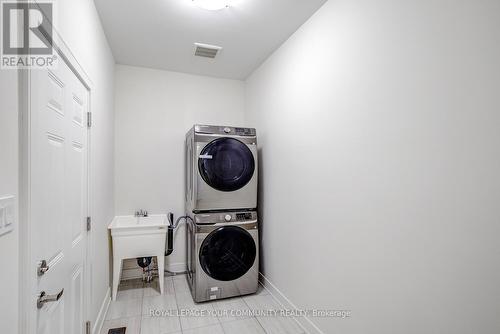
[
  {"x1": 185, "y1": 125, "x2": 258, "y2": 213},
  {"x1": 186, "y1": 211, "x2": 259, "y2": 302}
]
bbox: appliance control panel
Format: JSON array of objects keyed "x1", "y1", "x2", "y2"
[
  {"x1": 194, "y1": 211, "x2": 257, "y2": 224},
  {"x1": 234, "y1": 127, "x2": 255, "y2": 136},
  {"x1": 235, "y1": 212, "x2": 253, "y2": 220},
  {"x1": 195, "y1": 124, "x2": 256, "y2": 137}
]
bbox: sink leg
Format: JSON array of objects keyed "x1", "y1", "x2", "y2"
[
  {"x1": 112, "y1": 258, "x2": 122, "y2": 301},
  {"x1": 157, "y1": 255, "x2": 165, "y2": 295}
]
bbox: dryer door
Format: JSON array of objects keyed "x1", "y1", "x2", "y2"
[
  {"x1": 199, "y1": 226, "x2": 257, "y2": 281},
  {"x1": 198, "y1": 138, "x2": 255, "y2": 192}
]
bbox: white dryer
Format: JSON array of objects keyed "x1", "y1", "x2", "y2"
[{"x1": 185, "y1": 125, "x2": 258, "y2": 212}]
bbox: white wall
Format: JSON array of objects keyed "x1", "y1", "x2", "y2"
[
  {"x1": 55, "y1": 0, "x2": 116, "y2": 328},
  {"x1": 0, "y1": 1, "x2": 114, "y2": 332},
  {"x1": 114, "y1": 65, "x2": 245, "y2": 275},
  {"x1": 0, "y1": 70, "x2": 19, "y2": 334},
  {"x1": 245, "y1": 0, "x2": 500, "y2": 333}
]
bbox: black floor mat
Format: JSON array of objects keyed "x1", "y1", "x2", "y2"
[{"x1": 108, "y1": 328, "x2": 126, "y2": 334}]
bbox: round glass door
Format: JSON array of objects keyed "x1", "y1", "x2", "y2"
[
  {"x1": 198, "y1": 138, "x2": 255, "y2": 192},
  {"x1": 199, "y1": 226, "x2": 256, "y2": 281}
]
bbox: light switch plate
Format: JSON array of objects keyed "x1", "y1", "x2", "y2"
[
  {"x1": 5, "y1": 202, "x2": 13, "y2": 226},
  {"x1": 0, "y1": 206, "x2": 5, "y2": 228},
  {"x1": 0, "y1": 195, "x2": 15, "y2": 236}
]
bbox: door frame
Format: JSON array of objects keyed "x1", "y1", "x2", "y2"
[{"x1": 18, "y1": 2, "x2": 95, "y2": 333}]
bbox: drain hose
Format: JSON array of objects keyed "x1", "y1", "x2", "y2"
[
  {"x1": 165, "y1": 213, "x2": 193, "y2": 256},
  {"x1": 165, "y1": 224, "x2": 174, "y2": 256}
]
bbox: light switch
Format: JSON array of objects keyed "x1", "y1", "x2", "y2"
[
  {"x1": 5, "y1": 203, "x2": 13, "y2": 226},
  {"x1": 0, "y1": 206, "x2": 5, "y2": 228},
  {"x1": 0, "y1": 195, "x2": 15, "y2": 236}
]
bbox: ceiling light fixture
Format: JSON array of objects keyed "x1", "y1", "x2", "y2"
[{"x1": 191, "y1": 0, "x2": 232, "y2": 11}]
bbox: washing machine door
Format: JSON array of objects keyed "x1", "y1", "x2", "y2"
[
  {"x1": 199, "y1": 226, "x2": 257, "y2": 281},
  {"x1": 198, "y1": 137, "x2": 255, "y2": 192}
]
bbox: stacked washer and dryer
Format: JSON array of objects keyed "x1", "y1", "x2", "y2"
[{"x1": 185, "y1": 125, "x2": 259, "y2": 302}]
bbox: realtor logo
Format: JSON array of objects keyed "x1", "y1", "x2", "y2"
[{"x1": 1, "y1": 1, "x2": 56, "y2": 69}]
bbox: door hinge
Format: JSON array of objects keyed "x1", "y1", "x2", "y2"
[
  {"x1": 85, "y1": 320, "x2": 91, "y2": 334},
  {"x1": 86, "y1": 217, "x2": 91, "y2": 231},
  {"x1": 87, "y1": 112, "x2": 92, "y2": 128}
]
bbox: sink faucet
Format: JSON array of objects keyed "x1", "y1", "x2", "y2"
[{"x1": 135, "y1": 209, "x2": 148, "y2": 217}]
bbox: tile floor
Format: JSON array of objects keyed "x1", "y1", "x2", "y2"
[{"x1": 101, "y1": 275, "x2": 305, "y2": 334}]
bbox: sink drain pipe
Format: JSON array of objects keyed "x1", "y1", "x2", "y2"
[{"x1": 135, "y1": 213, "x2": 192, "y2": 279}]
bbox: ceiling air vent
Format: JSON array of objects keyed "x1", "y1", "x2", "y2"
[{"x1": 194, "y1": 43, "x2": 222, "y2": 58}]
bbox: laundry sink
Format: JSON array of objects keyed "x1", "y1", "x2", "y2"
[
  {"x1": 108, "y1": 215, "x2": 167, "y2": 300},
  {"x1": 109, "y1": 215, "x2": 167, "y2": 234}
]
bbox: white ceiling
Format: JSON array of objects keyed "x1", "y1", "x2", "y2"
[{"x1": 94, "y1": 0, "x2": 327, "y2": 79}]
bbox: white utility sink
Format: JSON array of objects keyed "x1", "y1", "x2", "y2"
[{"x1": 109, "y1": 215, "x2": 167, "y2": 300}]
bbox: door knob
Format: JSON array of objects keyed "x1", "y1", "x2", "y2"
[
  {"x1": 37, "y1": 260, "x2": 50, "y2": 276},
  {"x1": 37, "y1": 289, "x2": 64, "y2": 309}
]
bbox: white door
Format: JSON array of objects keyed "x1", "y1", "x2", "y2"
[{"x1": 29, "y1": 56, "x2": 90, "y2": 334}]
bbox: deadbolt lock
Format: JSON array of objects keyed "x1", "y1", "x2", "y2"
[{"x1": 37, "y1": 260, "x2": 50, "y2": 276}]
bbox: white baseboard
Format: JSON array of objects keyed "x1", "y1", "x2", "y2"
[
  {"x1": 165, "y1": 261, "x2": 186, "y2": 273},
  {"x1": 93, "y1": 287, "x2": 111, "y2": 334},
  {"x1": 258, "y1": 273, "x2": 324, "y2": 334}
]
